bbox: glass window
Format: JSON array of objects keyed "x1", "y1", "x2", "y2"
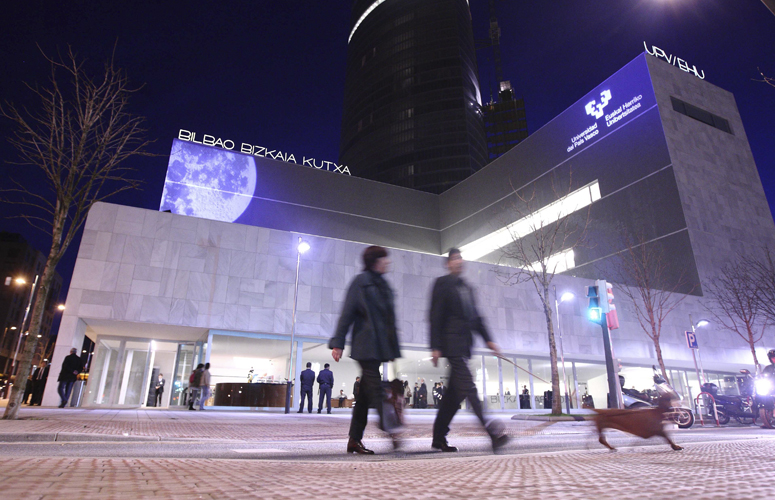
[
  {"x1": 483, "y1": 354, "x2": 500, "y2": 410},
  {"x1": 299, "y1": 342, "x2": 361, "y2": 399},
  {"x1": 502, "y1": 357, "x2": 517, "y2": 410},
  {"x1": 531, "y1": 359, "x2": 553, "y2": 410},
  {"x1": 394, "y1": 349, "x2": 446, "y2": 408},
  {"x1": 209, "y1": 335, "x2": 291, "y2": 387},
  {"x1": 574, "y1": 362, "x2": 609, "y2": 410}
]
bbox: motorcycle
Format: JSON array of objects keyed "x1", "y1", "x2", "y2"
[
  {"x1": 701, "y1": 370, "x2": 758, "y2": 425},
  {"x1": 755, "y1": 371, "x2": 775, "y2": 428},
  {"x1": 619, "y1": 367, "x2": 694, "y2": 429}
]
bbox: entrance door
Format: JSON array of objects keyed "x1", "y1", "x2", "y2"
[
  {"x1": 85, "y1": 339, "x2": 193, "y2": 407},
  {"x1": 84, "y1": 339, "x2": 151, "y2": 406},
  {"x1": 170, "y1": 343, "x2": 199, "y2": 407}
]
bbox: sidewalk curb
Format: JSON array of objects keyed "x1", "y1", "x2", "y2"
[
  {"x1": 0, "y1": 432, "x2": 199, "y2": 443},
  {"x1": 510, "y1": 415, "x2": 589, "y2": 422}
]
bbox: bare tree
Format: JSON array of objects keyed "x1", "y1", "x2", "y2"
[
  {"x1": 611, "y1": 230, "x2": 694, "y2": 386},
  {"x1": 748, "y1": 249, "x2": 775, "y2": 323},
  {"x1": 1, "y1": 47, "x2": 153, "y2": 419},
  {"x1": 703, "y1": 262, "x2": 766, "y2": 373},
  {"x1": 755, "y1": 67, "x2": 775, "y2": 88},
  {"x1": 494, "y1": 172, "x2": 592, "y2": 415}
]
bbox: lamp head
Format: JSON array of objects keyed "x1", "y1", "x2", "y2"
[
  {"x1": 297, "y1": 241, "x2": 310, "y2": 254},
  {"x1": 14, "y1": 278, "x2": 26, "y2": 285},
  {"x1": 57, "y1": 304, "x2": 66, "y2": 311},
  {"x1": 560, "y1": 292, "x2": 575, "y2": 303},
  {"x1": 696, "y1": 320, "x2": 710, "y2": 328}
]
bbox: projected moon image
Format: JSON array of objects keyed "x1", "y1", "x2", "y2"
[{"x1": 160, "y1": 141, "x2": 257, "y2": 222}]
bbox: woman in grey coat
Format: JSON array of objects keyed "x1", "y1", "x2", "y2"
[{"x1": 329, "y1": 245, "x2": 402, "y2": 454}]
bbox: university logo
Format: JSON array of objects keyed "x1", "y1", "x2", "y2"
[{"x1": 585, "y1": 90, "x2": 612, "y2": 119}]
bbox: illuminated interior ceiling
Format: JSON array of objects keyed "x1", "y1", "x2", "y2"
[{"x1": 459, "y1": 181, "x2": 601, "y2": 271}]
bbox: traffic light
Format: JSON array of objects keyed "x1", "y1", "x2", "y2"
[
  {"x1": 603, "y1": 281, "x2": 620, "y2": 330},
  {"x1": 585, "y1": 284, "x2": 602, "y2": 322}
]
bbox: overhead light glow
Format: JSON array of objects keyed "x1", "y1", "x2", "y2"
[
  {"x1": 57, "y1": 304, "x2": 66, "y2": 311},
  {"x1": 524, "y1": 249, "x2": 576, "y2": 275},
  {"x1": 15, "y1": 278, "x2": 26, "y2": 285},
  {"x1": 696, "y1": 320, "x2": 710, "y2": 328},
  {"x1": 459, "y1": 181, "x2": 601, "y2": 262},
  {"x1": 298, "y1": 241, "x2": 311, "y2": 254},
  {"x1": 560, "y1": 292, "x2": 576, "y2": 303}
]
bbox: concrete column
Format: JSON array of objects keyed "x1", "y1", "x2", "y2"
[
  {"x1": 42, "y1": 316, "x2": 87, "y2": 407},
  {"x1": 498, "y1": 357, "x2": 504, "y2": 410},
  {"x1": 293, "y1": 341, "x2": 303, "y2": 408},
  {"x1": 528, "y1": 359, "x2": 535, "y2": 410}
]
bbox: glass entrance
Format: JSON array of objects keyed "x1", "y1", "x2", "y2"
[
  {"x1": 84, "y1": 338, "x2": 197, "y2": 408},
  {"x1": 170, "y1": 343, "x2": 199, "y2": 407}
]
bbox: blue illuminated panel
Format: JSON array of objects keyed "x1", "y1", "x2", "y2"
[
  {"x1": 159, "y1": 139, "x2": 257, "y2": 223},
  {"x1": 553, "y1": 54, "x2": 658, "y2": 159}
]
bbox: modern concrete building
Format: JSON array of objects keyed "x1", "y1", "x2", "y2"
[
  {"x1": 43, "y1": 54, "x2": 775, "y2": 410},
  {"x1": 340, "y1": 0, "x2": 488, "y2": 194}
]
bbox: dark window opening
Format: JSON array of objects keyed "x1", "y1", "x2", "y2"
[{"x1": 670, "y1": 97, "x2": 732, "y2": 134}]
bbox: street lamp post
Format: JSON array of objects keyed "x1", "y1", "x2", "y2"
[
  {"x1": 285, "y1": 237, "x2": 310, "y2": 414},
  {"x1": 689, "y1": 314, "x2": 709, "y2": 384},
  {"x1": 554, "y1": 286, "x2": 575, "y2": 414},
  {"x1": 11, "y1": 275, "x2": 39, "y2": 377}
]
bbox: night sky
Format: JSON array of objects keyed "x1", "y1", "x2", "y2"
[{"x1": 1, "y1": 0, "x2": 774, "y2": 306}]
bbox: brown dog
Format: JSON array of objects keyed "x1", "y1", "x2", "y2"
[{"x1": 592, "y1": 394, "x2": 683, "y2": 451}]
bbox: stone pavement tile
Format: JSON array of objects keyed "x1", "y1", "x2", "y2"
[
  {"x1": 0, "y1": 407, "x2": 562, "y2": 443},
  {"x1": 1, "y1": 439, "x2": 774, "y2": 499}
]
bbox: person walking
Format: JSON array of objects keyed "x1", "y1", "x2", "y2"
[
  {"x1": 317, "y1": 363, "x2": 334, "y2": 414},
  {"x1": 329, "y1": 245, "x2": 402, "y2": 454},
  {"x1": 353, "y1": 376, "x2": 360, "y2": 400},
  {"x1": 188, "y1": 364, "x2": 204, "y2": 410},
  {"x1": 154, "y1": 373, "x2": 165, "y2": 407},
  {"x1": 57, "y1": 348, "x2": 83, "y2": 408},
  {"x1": 429, "y1": 248, "x2": 509, "y2": 452},
  {"x1": 298, "y1": 362, "x2": 315, "y2": 413},
  {"x1": 31, "y1": 362, "x2": 50, "y2": 406},
  {"x1": 198, "y1": 363, "x2": 211, "y2": 411}
]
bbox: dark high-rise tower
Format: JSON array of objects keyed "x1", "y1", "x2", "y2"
[{"x1": 339, "y1": 0, "x2": 488, "y2": 194}]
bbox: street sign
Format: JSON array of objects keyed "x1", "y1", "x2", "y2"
[{"x1": 685, "y1": 331, "x2": 699, "y2": 349}]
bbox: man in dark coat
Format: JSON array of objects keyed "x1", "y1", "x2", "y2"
[
  {"x1": 317, "y1": 363, "x2": 334, "y2": 414},
  {"x1": 353, "y1": 377, "x2": 360, "y2": 400},
  {"x1": 329, "y1": 245, "x2": 402, "y2": 454},
  {"x1": 31, "y1": 362, "x2": 50, "y2": 405},
  {"x1": 298, "y1": 362, "x2": 316, "y2": 413},
  {"x1": 413, "y1": 383, "x2": 419, "y2": 407},
  {"x1": 154, "y1": 373, "x2": 166, "y2": 407},
  {"x1": 57, "y1": 348, "x2": 83, "y2": 408},
  {"x1": 419, "y1": 380, "x2": 428, "y2": 408},
  {"x1": 429, "y1": 248, "x2": 509, "y2": 452}
]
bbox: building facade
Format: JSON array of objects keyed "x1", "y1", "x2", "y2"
[
  {"x1": 483, "y1": 81, "x2": 529, "y2": 161},
  {"x1": 339, "y1": 0, "x2": 488, "y2": 194},
  {"x1": 42, "y1": 54, "x2": 775, "y2": 410}
]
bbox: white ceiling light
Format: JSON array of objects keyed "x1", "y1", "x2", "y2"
[{"x1": 459, "y1": 180, "x2": 601, "y2": 262}]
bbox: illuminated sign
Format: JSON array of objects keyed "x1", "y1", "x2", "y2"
[
  {"x1": 643, "y1": 42, "x2": 705, "y2": 80},
  {"x1": 585, "y1": 90, "x2": 611, "y2": 119},
  {"x1": 177, "y1": 129, "x2": 351, "y2": 175}
]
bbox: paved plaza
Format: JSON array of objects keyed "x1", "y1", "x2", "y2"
[{"x1": 1, "y1": 408, "x2": 774, "y2": 499}]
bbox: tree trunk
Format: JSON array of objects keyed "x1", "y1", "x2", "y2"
[
  {"x1": 653, "y1": 338, "x2": 670, "y2": 387},
  {"x1": 3, "y1": 211, "x2": 65, "y2": 420},
  {"x1": 749, "y1": 339, "x2": 761, "y2": 374},
  {"x1": 542, "y1": 291, "x2": 562, "y2": 415}
]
